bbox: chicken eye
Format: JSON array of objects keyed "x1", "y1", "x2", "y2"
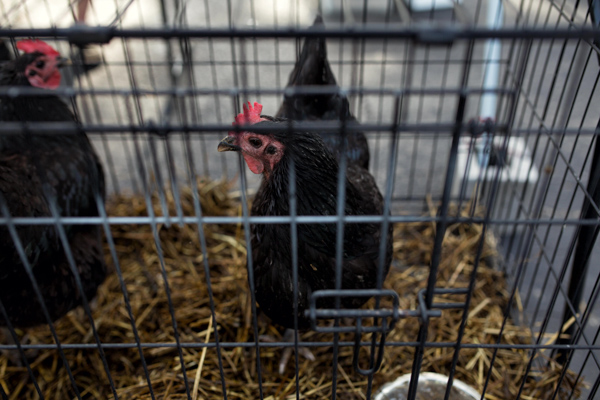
[
  {"x1": 36, "y1": 60, "x2": 45, "y2": 69},
  {"x1": 265, "y1": 145, "x2": 276, "y2": 155},
  {"x1": 28, "y1": 70, "x2": 37, "y2": 77},
  {"x1": 249, "y1": 137, "x2": 262, "y2": 148}
]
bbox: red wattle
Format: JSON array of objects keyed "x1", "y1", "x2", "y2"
[
  {"x1": 44, "y1": 70, "x2": 61, "y2": 89},
  {"x1": 27, "y1": 69, "x2": 61, "y2": 89},
  {"x1": 243, "y1": 154, "x2": 264, "y2": 175}
]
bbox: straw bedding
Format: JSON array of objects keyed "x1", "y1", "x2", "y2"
[{"x1": 0, "y1": 178, "x2": 583, "y2": 399}]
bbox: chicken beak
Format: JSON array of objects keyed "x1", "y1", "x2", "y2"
[
  {"x1": 57, "y1": 57, "x2": 71, "y2": 68},
  {"x1": 218, "y1": 136, "x2": 240, "y2": 152}
]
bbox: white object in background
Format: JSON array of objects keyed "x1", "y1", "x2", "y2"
[
  {"x1": 478, "y1": 0, "x2": 504, "y2": 172},
  {"x1": 405, "y1": 0, "x2": 456, "y2": 12},
  {"x1": 480, "y1": 0, "x2": 504, "y2": 120},
  {"x1": 452, "y1": 136, "x2": 539, "y2": 229},
  {"x1": 321, "y1": 0, "x2": 410, "y2": 16},
  {"x1": 321, "y1": 0, "x2": 459, "y2": 18}
]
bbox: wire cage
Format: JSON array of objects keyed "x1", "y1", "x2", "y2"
[{"x1": 0, "y1": 0, "x2": 599, "y2": 399}]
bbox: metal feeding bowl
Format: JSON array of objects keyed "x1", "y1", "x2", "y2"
[{"x1": 375, "y1": 372, "x2": 481, "y2": 400}]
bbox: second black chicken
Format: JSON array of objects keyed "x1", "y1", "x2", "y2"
[{"x1": 0, "y1": 40, "x2": 107, "y2": 329}]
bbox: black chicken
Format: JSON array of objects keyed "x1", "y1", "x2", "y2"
[
  {"x1": 276, "y1": 15, "x2": 369, "y2": 170},
  {"x1": 0, "y1": 40, "x2": 13, "y2": 64},
  {"x1": 0, "y1": 40, "x2": 106, "y2": 329},
  {"x1": 218, "y1": 16, "x2": 392, "y2": 373}
]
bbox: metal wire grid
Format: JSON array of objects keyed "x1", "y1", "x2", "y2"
[{"x1": 0, "y1": 0, "x2": 599, "y2": 399}]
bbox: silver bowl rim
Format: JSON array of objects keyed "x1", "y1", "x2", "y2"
[{"x1": 374, "y1": 372, "x2": 482, "y2": 400}]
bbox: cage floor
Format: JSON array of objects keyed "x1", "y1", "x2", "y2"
[{"x1": 0, "y1": 178, "x2": 583, "y2": 399}]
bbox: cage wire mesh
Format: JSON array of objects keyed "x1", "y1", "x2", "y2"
[{"x1": 0, "y1": 0, "x2": 599, "y2": 398}]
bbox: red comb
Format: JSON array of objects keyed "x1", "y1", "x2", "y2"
[
  {"x1": 16, "y1": 40, "x2": 60, "y2": 57},
  {"x1": 233, "y1": 102, "x2": 263, "y2": 126}
]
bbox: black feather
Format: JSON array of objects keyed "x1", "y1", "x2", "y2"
[
  {"x1": 248, "y1": 122, "x2": 392, "y2": 329},
  {"x1": 238, "y1": 17, "x2": 392, "y2": 330},
  {"x1": 0, "y1": 49, "x2": 107, "y2": 327},
  {"x1": 0, "y1": 40, "x2": 13, "y2": 63},
  {"x1": 219, "y1": 17, "x2": 391, "y2": 331},
  {"x1": 276, "y1": 15, "x2": 370, "y2": 169}
]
